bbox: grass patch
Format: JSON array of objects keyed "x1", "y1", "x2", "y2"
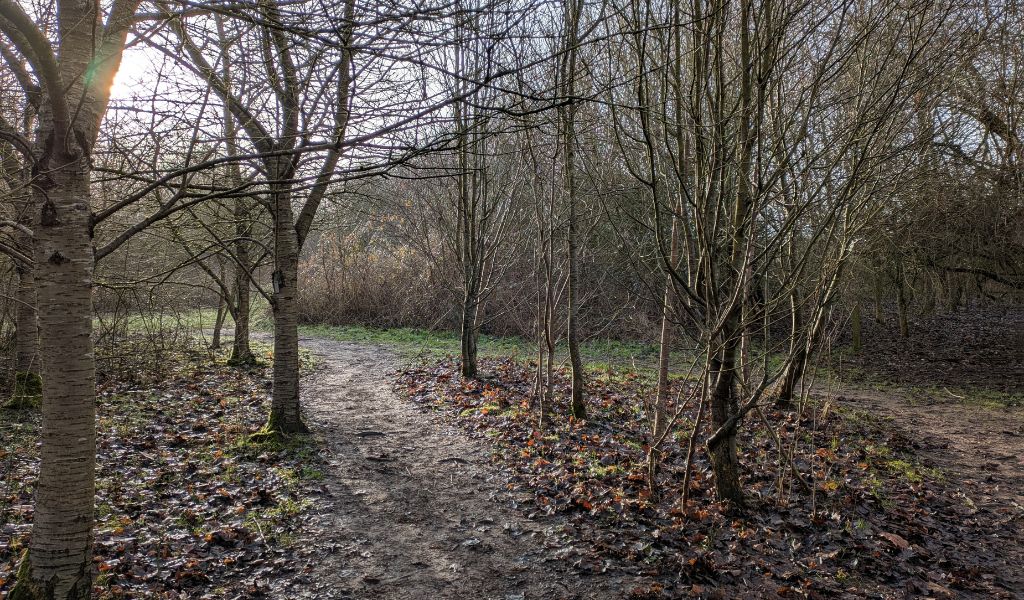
[{"x1": 302, "y1": 324, "x2": 701, "y2": 379}]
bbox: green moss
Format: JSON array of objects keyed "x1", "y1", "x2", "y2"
[
  {"x1": 8, "y1": 548, "x2": 90, "y2": 600},
  {"x1": 247, "y1": 410, "x2": 309, "y2": 444},
  {"x1": 226, "y1": 353, "x2": 264, "y2": 368},
  {"x1": 459, "y1": 403, "x2": 500, "y2": 417},
  {"x1": 5, "y1": 371, "x2": 42, "y2": 410},
  {"x1": 247, "y1": 422, "x2": 285, "y2": 445},
  {"x1": 7, "y1": 550, "x2": 35, "y2": 600}
]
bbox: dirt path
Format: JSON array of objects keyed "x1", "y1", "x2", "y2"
[
  {"x1": 839, "y1": 387, "x2": 1024, "y2": 509},
  {"x1": 268, "y1": 335, "x2": 615, "y2": 600},
  {"x1": 243, "y1": 332, "x2": 1024, "y2": 598},
  {"x1": 839, "y1": 386, "x2": 1024, "y2": 591}
]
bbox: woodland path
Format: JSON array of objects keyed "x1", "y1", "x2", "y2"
[
  {"x1": 267, "y1": 334, "x2": 616, "y2": 600},
  {"x1": 246, "y1": 332, "x2": 1024, "y2": 599},
  {"x1": 838, "y1": 387, "x2": 1024, "y2": 512},
  {"x1": 837, "y1": 387, "x2": 1024, "y2": 592}
]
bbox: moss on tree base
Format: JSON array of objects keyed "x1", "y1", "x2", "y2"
[
  {"x1": 247, "y1": 412, "x2": 309, "y2": 444},
  {"x1": 8, "y1": 549, "x2": 91, "y2": 600},
  {"x1": 4, "y1": 371, "x2": 42, "y2": 410},
  {"x1": 226, "y1": 351, "x2": 262, "y2": 368}
]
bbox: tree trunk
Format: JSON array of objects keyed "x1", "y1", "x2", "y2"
[
  {"x1": 649, "y1": 205, "x2": 679, "y2": 492},
  {"x1": 852, "y1": 301, "x2": 862, "y2": 354},
  {"x1": 706, "y1": 347, "x2": 744, "y2": 506},
  {"x1": 897, "y1": 281, "x2": 909, "y2": 340},
  {"x1": 566, "y1": 204, "x2": 585, "y2": 419},
  {"x1": 211, "y1": 293, "x2": 226, "y2": 349},
  {"x1": 230, "y1": 245, "x2": 254, "y2": 365},
  {"x1": 460, "y1": 291, "x2": 479, "y2": 379},
  {"x1": 919, "y1": 279, "x2": 935, "y2": 317},
  {"x1": 268, "y1": 169, "x2": 307, "y2": 434},
  {"x1": 775, "y1": 287, "x2": 804, "y2": 408},
  {"x1": 1, "y1": 135, "x2": 39, "y2": 405},
  {"x1": 874, "y1": 276, "x2": 884, "y2": 324},
  {"x1": 219, "y1": 19, "x2": 255, "y2": 367},
  {"x1": 648, "y1": 273, "x2": 673, "y2": 492},
  {"x1": 705, "y1": 0, "x2": 754, "y2": 508},
  {"x1": 14, "y1": 263, "x2": 38, "y2": 375},
  {"x1": 2, "y1": 0, "x2": 149, "y2": 595},
  {"x1": 228, "y1": 190, "x2": 254, "y2": 366},
  {"x1": 15, "y1": 148, "x2": 96, "y2": 600},
  {"x1": 562, "y1": 0, "x2": 586, "y2": 421},
  {"x1": 533, "y1": 242, "x2": 544, "y2": 409},
  {"x1": 944, "y1": 275, "x2": 960, "y2": 312},
  {"x1": 456, "y1": 88, "x2": 481, "y2": 380}
]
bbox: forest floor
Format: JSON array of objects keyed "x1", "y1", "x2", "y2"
[
  {"x1": 1, "y1": 308, "x2": 1023, "y2": 600},
  {"x1": 269, "y1": 330, "x2": 1024, "y2": 599},
  {"x1": 282, "y1": 334, "x2": 610, "y2": 600}
]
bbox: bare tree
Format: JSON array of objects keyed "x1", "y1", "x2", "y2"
[
  {"x1": 0, "y1": 0, "x2": 140, "y2": 593},
  {"x1": 605, "y1": 0, "x2": 973, "y2": 505}
]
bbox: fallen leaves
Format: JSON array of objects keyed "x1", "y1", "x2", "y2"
[
  {"x1": 0, "y1": 345, "x2": 327, "y2": 599},
  {"x1": 878, "y1": 531, "x2": 909, "y2": 550},
  {"x1": 397, "y1": 355, "x2": 1024, "y2": 599}
]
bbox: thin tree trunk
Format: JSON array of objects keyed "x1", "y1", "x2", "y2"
[
  {"x1": 220, "y1": 73, "x2": 254, "y2": 366},
  {"x1": 679, "y1": 389, "x2": 706, "y2": 512},
  {"x1": 649, "y1": 207, "x2": 679, "y2": 493},
  {"x1": 230, "y1": 241, "x2": 254, "y2": 365},
  {"x1": 898, "y1": 281, "x2": 909, "y2": 340},
  {"x1": 1, "y1": 148, "x2": 36, "y2": 376},
  {"x1": 874, "y1": 276, "x2": 884, "y2": 324},
  {"x1": 919, "y1": 278, "x2": 935, "y2": 317},
  {"x1": 740, "y1": 240, "x2": 755, "y2": 383},
  {"x1": 211, "y1": 292, "x2": 226, "y2": 349},
  {"x1": 563, "y1": 0, "x2": 585, "y2": 421},
  {"x1": 944, "y1": 274, "x2": 960, "y2": 312},
  {"x1": 533, "y1": 239, "x2": 544, "y2": 408},
  {"x1": 456, "y1": 84, "x2": 481, "y2": 379},
  {"x1": 1, "y1": 138, "x2": 38, "y2": 404},
  {"x1": 648, "y1": 274, "x2": 673, "y2": 492},
  {"x1": 775, "y1": 284, "x2": 804, "y2": 408},
  {"x1": 268, "y1": 164, "x2": 307, "y2": 434},
  {"x1": 14, "y1": 261, "x2": 37, "y2": 375},
  {"x1": 852, "y1": 301, "x2": 861, "y2": 354},
  {"x1": 460, "y1": 292, "x2": 479, "y2": 379}
]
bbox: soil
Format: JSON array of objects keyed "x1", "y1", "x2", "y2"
[
  {"x1": 839, "y1": 387, "x2": 1024, "y2": 507},
  {"x1": 251, "y1": 332, "x2": 1024, "y2": 599},
  {"x1": 837, "y1": 305, "x2": 1024, "y2": 396},
  {"x1": 274, "y1": 335, "x2": 613, "y2": 600},
  {"x1": 836, "y1": 386, "x2": 1024, "y2": 596}
]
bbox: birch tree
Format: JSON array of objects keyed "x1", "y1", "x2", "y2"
[{"x1": 0, "y1": 0, "x2": 140, "y2": 593}]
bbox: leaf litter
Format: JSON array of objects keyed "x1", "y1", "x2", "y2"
[
  {"x1": 2, "y1": 331, "x2": 1021, "y2": 600},
  {"x1": 0, "y1": 344, "x2": 328, "y2": 599},
  {"x1": 397, "y1": 356, "x2": 1024, "y2": 599}
]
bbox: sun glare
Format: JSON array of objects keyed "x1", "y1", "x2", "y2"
[{"x1": 109, "y1": 46, "x2": 155, "y2": 101}]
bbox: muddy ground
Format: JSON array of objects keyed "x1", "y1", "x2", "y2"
[
  {"x1": 252, "y1": 333, "x2": 1023, "y2": 599},
  {"x1": 272, "y1": 336, "x2": 611, "y2": 600}
]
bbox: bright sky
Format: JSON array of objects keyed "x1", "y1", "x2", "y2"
[{"x1": 109, "y1": 44, "x2": 160, "y2": 102}]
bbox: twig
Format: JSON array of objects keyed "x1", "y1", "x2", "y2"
[
  {"x1": 755, "y1": 407, "x2": 813, "y2": 493},
  {"x1": 254, "y1": 518, "x2": 269, "y2": 547},
  {"x1": 943, "y1": 387, "x2": 964, "y2": 400},
  {"x1": 681, "y1": 394, "x2": 708, "y2": 512}
]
